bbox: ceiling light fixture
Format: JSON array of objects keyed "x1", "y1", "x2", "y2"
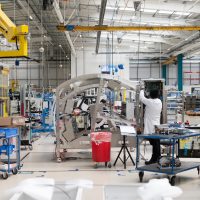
[
  {"x1": 106, "y1": 6, "x2": 134, "y2": 12},
  {"x1": 106, "y1": 6, "x2": 117, "y2": 10},
  {"x1": 175, "y1": 11, "x2": 190, "y2": 16},
  {"x1": 131, "y1": 15, "x2": 136, "y2": 19},
  {"x1": 142, "y1": 8, "x2": 157, "y2": 13},
  {"x1": 158, "y1": 10, "x2": 173, "y2": 14},
  {"x1": 133, "y1": 21, "x2": 147, "y2": 25},
  {"x1": 39, "y1": 46, "x2": 44, "y2": 53}
]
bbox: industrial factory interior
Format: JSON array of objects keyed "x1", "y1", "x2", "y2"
[{"x1": 0, "y1": 0, "x2": 200, "y2": 199}]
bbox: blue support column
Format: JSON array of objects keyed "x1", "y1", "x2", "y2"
[
  {"x1": 177, "y1": 54, "x2": 183, "y2": 91},
  {"x1": 162, "y1": 64, "x2": 167, "y2": 85}
]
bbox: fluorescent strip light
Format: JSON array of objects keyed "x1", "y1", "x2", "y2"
[
  {"x1": 133, "y1": 21, "x2": 147, "y2": 25},
  {"x1": 130, "y1": 45, "x2": 148, "y2": 48},
  {"x1": 142, "y1": 8, "x2": 157, "y2": 13},
  {"x1": 122, "y1": 7, "x2": 134, "y2": 12},
  {"x1": 158, "y1": 10, "x2": 173, "y2": 14},
  {"x1": 106, "y1": 6, "x2": 117, "y2": 10},
  {"x1": 106, "y1": 6, "x2": 133, "y2": 12},
  {"x1": 174, "y1": 11, "x2": 190, "y2": 16},
  {"x1": 142, "y1": 41, "x2": 154, "y2": 44}
]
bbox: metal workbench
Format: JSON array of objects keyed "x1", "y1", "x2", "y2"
[
  {"x1": 0, "y1": 127, "x2": 21, "y2": 179},
  {"x1": 136, "y1": 132, "x2": 200, "y2": 185}
]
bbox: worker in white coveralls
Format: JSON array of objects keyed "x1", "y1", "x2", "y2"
[{"x1": 140, "y1": 89, "x2": 162, "y2": 165}]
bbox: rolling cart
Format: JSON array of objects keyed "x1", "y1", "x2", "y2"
[
  {"x1": 0, "y1": 127, "x2": 20, "y2": 179},
  {"x1": 136, "y1": 132, "x2": 200, "y2": 185}
]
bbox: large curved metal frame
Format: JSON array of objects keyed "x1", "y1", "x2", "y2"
[{"x1": 55, "y1": 74, "x2": 138, "y2": 161}]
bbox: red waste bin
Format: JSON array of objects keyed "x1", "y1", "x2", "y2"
[{"x1": 91, "y1": 132, "x2": 112, "y2": 168}]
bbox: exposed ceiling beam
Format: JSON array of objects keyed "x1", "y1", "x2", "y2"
[
  {"x1": 185, "y1": 48, "x2": 200, "y2": 57},
  {"x1": 69, "y1": 14, "x2": 190, "y2": 26},
  {"x1": 142, "y1": 0, "x2": 200, "y2": 13},
  {"x1": 116, "y1": 31, "x2": 190, "y2": 38},
  {"x1": 16, "y1": 0, "x2": 47, "y2": 34},
  {"x1": 53, "y1": 0, "x2": 76, "y2": 56},
  {"x1": 97, "y1": 51, "x2": 163, "y2": 55},
  {"x1": 64, "y1": 1, "x2": 200, "y2": 14},
  {"x1": 96, "y1": 0, "x2": 107, "y2": 54},
  {"x1": 164, "y1": 32, "x2": 200, "y2": 55},
  {"x1": 31, "y1": 36, "x2": 52, "y2": 43},
  {"x1": 182, "y1": 47, "x2": 200, "y2": 58},
  {"x1": 175, "y1": 41, "x2": 200, "y2": 55},
  {"x1": 162, "y1": 56, "x2": 177, "y2": 65},
  {"x1": 77, "y1": 37, "x2": 174, "y2": 45}
]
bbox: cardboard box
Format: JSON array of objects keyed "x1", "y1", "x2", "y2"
[
  {"x1": 0, "y1": 117, "x2": 12, "y2": 126},
  {"x1": 12, "y1": 116, "x2": 25, "y2": 126},
  {"x1": 0, "y1": 116, "x2": 25, "y2": 127}
]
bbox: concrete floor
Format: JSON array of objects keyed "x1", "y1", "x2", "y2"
[{"x1": 0, "y1": 116, "x2": 200, "y2": 199}]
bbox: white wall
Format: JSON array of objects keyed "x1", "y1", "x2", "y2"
[
  {"x1": 71, "y1": 51, "x2": 200, "y2": 88},
  {"x1": 71, "y1": 50, "x2": 130, "y2": 79},
  {"x1": 129, "y1": 60, "x2": 200, "y2": 86},
  {"x1": 129, "y1": 61, "x2": 161, "y2": 80},
  {"x1": 168, "y1": 62, "x2": 200, "y2": 86}
]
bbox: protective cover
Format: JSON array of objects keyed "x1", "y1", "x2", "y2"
[
  {"x1": 90, "y1": 132, "x2": 112, "y2": 142},
  {"x1": 158, "y1": 156, "x2": 181, "y2": 168}
]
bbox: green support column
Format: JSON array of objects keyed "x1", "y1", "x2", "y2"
[
  {"x1": 177, "y1": 54, "x2": 183, "y2": 91},
  {"x1": 162, "y1": 64, "x2": 167, "y2": 85}
]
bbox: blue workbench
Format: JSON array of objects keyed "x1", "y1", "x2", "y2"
[{"x1": 136, "y1": 132, "x2": 200, "y2": 185}]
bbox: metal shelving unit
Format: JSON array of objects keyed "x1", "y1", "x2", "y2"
[
  {"x1": 0, "y1": 128, "x2": 20, "y2": 179},
  {"x1": 166, "y1": 91, "x2": 184, "y2": 123}
]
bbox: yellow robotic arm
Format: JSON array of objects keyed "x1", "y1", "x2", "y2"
[{"x1": 0, "y1": 4, "x2": 28, "y2": 58}]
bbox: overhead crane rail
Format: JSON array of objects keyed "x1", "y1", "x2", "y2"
[
  {"x1": 57, "y1": 24, "x2": 200, "y2": 32},
  {"x1": 57, "y1": 24, "x2": 200, "y2": 65}
]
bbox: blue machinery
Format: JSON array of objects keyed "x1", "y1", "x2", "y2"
[
  {"x1": 31, "y1": 93, "x2": 55, "y2": 134},
  {"x1": 23, "y1": 90, "x2": 55, "y2": 150}
]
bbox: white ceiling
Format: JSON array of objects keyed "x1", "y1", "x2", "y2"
[
  {"x1": 1, "y1": 0, "x2": 200, "y2": 60},
  {"x1": 62, "y1": 0, "x2": 200, "y2": 59}
]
